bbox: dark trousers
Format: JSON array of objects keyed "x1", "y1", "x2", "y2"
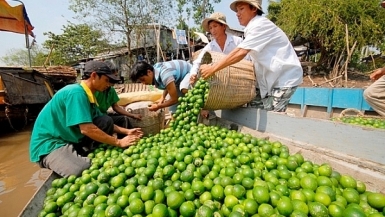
[
  {"x1": 109, "y1": 114, "x2": 133, "y2": 139},
  {"x1": 109, "y1": 114, "x2": 133, "y2": 129},
  {"x1": 76, "y1": 115, "x2": 114, "y2": 155},
  {"x1": 94, "y1": 115, "x2": 115, "y2": 134}
]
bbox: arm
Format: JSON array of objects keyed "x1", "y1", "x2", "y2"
[
  {"x1": 113, "y1": 125, "x2": 143, "y2": 137},
  {"x1": 190, "y1": 45, "x2": 212, "y2": 85},
  {"x1": 112, "y1": 103, "x2": 142, "y2": 120},
  {"x1": 190, "y1": 44, "x2": 211, "y2": 73},
  {"x1": 149, "y1": 82, "x2": 178, "y2": 111},
  {"x1": 200, "y1": 47, "x2": 250, "y2": 79},
  {"x1": 370, "y1": 67, "x2": 385, "y2": 81},
  {"x1": 157, "y1": 89, "x2": 168, "y2": 104},
  {"x1": 79, "y1": 123, "x2": 141, "y2": 148}
]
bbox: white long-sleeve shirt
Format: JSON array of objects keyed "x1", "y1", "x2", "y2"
[{"x1": 238, "y1": 16, "x2": 303, "y2": 98}]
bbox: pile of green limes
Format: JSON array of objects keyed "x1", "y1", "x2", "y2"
[
  {"x1": 335, "y1": 116, "x2": 385, "y2": 129},
  {"x1": 39, "y1": 79, "x2": 385, "y2": 217}
]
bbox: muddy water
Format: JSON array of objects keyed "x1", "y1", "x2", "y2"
[{"x1": 0, "y1": 124, "x2": 51, "y2": 217}]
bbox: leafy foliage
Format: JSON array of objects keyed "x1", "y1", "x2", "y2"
[
  {"x1": 43, "y1": 23, "x2": 109, "y2": 65},
  {"x1": 267, "y1": 0, "x2": 385, "y2": 66},
  {"x1": 190, "y1": 0, "x2": 222, "y2": 27},
  {"x1": 176, "y1": 0, "x2": 222, "y2": 30},
  {"x1": 69, "y1": 0, "x2": 176, "y2": 64},
  {"x1": 175, "y1": 0, "x2": 202, "y2": 42},
  {"x1": 0, "y1": 45, "x2": 47, "y2": 66}
]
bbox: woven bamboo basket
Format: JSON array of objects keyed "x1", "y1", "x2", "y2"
[
  {"x1": 123, "y1": 83, "x2": 155, "y2": 93},
  {"x1": 196, "y1": 51, "x2": 256, "y2": 110},
  {"x1": 337, "y1": 108, "x2": 385, "y2": 121},
  {"x1": 125, "y1": 101, "x2": 165, "y2": 136},
  {"x1": 338, "y1": 108, "x2": 364, "y2": 118}
]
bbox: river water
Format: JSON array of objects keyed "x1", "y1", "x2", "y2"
[{"x1": 0, "y1": 124, "x2": 51, "y2": 217}]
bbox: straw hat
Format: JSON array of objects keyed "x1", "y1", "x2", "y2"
[
  {"x1": 230, "y1": 0, "x2": 263, "y2": 12},
  {"x1": 202, "y1": 12, "x2": 228, "y2": 32}
]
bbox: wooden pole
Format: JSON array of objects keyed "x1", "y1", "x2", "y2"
[
  {"x1": 44, "y1": 44, "x2": 54, "y2": 67},
  {"x1": 17, "y1": 0, "x2": 32, "y2": 67},
  {"x1": 370, "y1": 54, "x2": 376, "y2": 69},
  {"x1": 319, "y1": 75, "x2": 342, "y2": 86},
  {"x1": 187, "y1": 28, "x2": 192, "y2": 63},
  {"x1": 156, "y1": 24, "x2": 160, "y2": 62},
  {"x1": 344, "y1": 24, "x2": 349, "y2": 87},
  {"x1": 25, "y1": 24, "x2": 32, "y2": 67},
  {"x1": 176, "y1": 41, "x2": 180, "y2": 60},
  {"x1": 152, "y1": 24, "x2": 165, "y2": 62}
]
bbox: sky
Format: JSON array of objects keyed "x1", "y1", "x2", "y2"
[{"x1": 0, "y1": 0, "x2": 269, "y2": 66}]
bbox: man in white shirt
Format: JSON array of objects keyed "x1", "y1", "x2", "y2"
[{"x1": 200, "y1": 0, "x2": 303, "y2": 112}]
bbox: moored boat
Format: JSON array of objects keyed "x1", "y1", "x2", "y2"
[
  {"x1": 18, "y1": 109, "x2": 385, "y2": 216},
  {"x1": 0, "y1": 66, "x2": 77, "y2": 131}
]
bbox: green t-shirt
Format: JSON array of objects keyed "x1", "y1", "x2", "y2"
[
  {"x1": 29, "y1": 83, "x2": 102, "y2": 162},
  {"x1": 94, "y1": 87, "x2": 120, "y2": 114}
]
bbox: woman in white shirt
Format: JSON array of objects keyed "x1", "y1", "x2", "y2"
[
  {"x1": 190, "y1": 12, "x2": 246, "y2": 118},
  {"x1": 190, "y1": 12, "x2": 246, "y2": 82}
]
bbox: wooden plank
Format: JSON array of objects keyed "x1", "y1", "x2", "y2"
[{"x1": 0, "y1": 76, "x2": 4, "y2": 104}]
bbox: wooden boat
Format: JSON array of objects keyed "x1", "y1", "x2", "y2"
[
  {"x1": 0, "y1": 67, "x2": 54, "y2": 130},
  {"x1": 0, "y1": 66, "x2": 77, "y2": 130},
  {"x1": 18, "y1": 108, "x2": 385, "y2": 216}
]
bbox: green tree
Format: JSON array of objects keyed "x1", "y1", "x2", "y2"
[
  {"x1": 1, "y1": 45, "x2": 47, "y2": 66},
  {"x1": 266, "y1": 1, "x2": 281, "y2": 24},
  {"x1": 177, "y1": 0, "x2": 190, "y2": 30},
  {"x1": 268, "y1": 0, "x2": 385, "y2": 69},
  {"x1": 190, "y1": 0, "x2": 222, "y2": 27},
  {"x1": 69, "y1": 0, "x2": 175, "y2": 64},
  {"x1": 43, "y1": 23, "x2": 109, "y2": 65},
  {"x1": 175, "y1": 0, "x2": 222, "y2": 30}
]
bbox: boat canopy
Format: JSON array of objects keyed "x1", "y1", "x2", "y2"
[{"x1": 0, "y1": 0, "x2": 34, "y2": 37}]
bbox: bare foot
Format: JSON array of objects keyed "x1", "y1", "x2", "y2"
[{"x1": 200, "y1": 110, "x2": 209, "y2": 118}]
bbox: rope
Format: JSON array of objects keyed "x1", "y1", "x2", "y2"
[{"x1": 5, "y1": 106, "x2": 28, "y2": 131}]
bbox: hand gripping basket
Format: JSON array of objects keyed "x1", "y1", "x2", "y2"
[
  {"x1": 197, "y1": 51, "x2": 257, "y2": 110},
  {"x1": 125, "y1": 101, "x2": 165, "y2": 137}
]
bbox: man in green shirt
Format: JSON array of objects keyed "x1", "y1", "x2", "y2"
[
  {"x1": 30, "y1": 61, "x2": 143, "y2": 177},
  {"x1": 95, "y1": 62, "x2": 141, "y2": 133}
]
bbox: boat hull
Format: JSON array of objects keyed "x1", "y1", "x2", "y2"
[{"x1": 18, "y1": 108, "x2": 385, "y2": 216}]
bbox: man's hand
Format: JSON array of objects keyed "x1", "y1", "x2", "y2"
[
  {"x1": 130, "y1": 114, "x2": 142, "y2": 120},
  {"x1": 148, "y1": 103, "x2": 160, "y2": 112},
  {"x1": 127, "y1": 128, "x2": 143, "y2": 137},
  {"x1": 200, "y1": 64, "x2": 216, "y2": 79},
  {"x1": 117, "y1": 135, "x2": 141, "y2": 148},
  {"x1": 190, "y1": 74, "x2": 198, "y2": 85},
  {"x1": 370, "y1": 68, "x2": 385, "y2": 81},
  {"x1": 117, "y1": 128, "x2": 143, "y2": 148}
]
